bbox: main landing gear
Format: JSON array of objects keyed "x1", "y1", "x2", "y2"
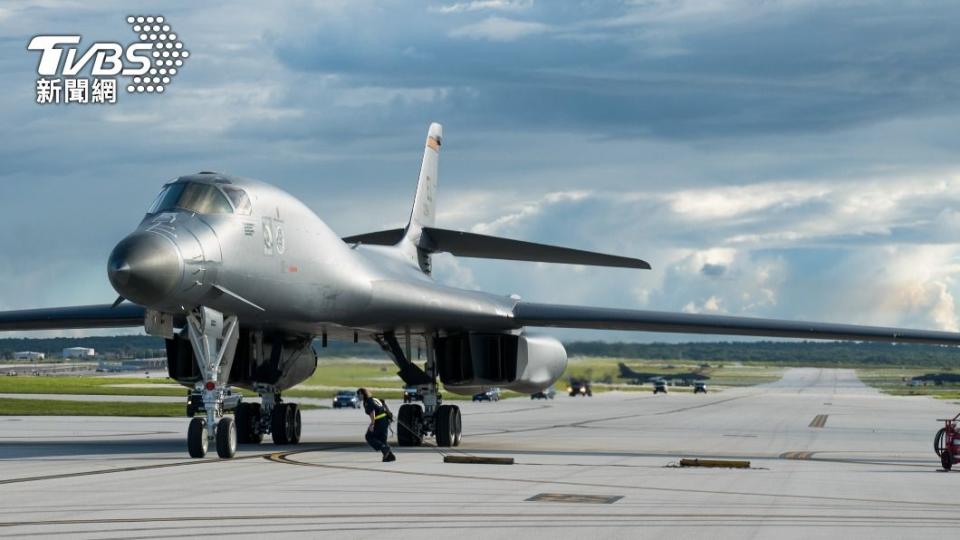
[
  {"x1": 183, "y1": 307, "x2": 302, "y2": 459},
  {"x1": 377, "y1": 332, "x2": 462, "y2": 448}
]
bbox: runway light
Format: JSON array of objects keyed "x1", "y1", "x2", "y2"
[{"x1": 204, "y1": 381, "x2": 215, "y2": 391}]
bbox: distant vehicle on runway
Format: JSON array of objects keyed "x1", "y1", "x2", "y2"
[
  {"x1": 531, "y1": 386, "x2": 556, "y2": 400},
  {"x1": 473, "y1": 388, "x2": 502, "y2": 402},
  {"x1": 653, "y1": 380, "x2": 667, "y2": 394},
  {"x1": 333, "y1": 390, "x2": 361, "y2": 409},
  {"x1": 5, "y1": 370, "x2": 16, "y2": 376},
  {"x1": 402, "y1": 385, "x2": 423, "y2": 404},
  {"x1": 694, "y1": 382, "x2": 707, "y2": 394},
  {"x1": 568, "y1": 379, "x2": 592, "y2": 397}
]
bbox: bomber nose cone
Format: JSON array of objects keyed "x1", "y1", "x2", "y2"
[{"x1": 107, "y1": 232, "x2": 183, "y2": 306}]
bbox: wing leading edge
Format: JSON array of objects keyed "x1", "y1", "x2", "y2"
[
  {"x1": 0, "y1": 304, "x2": 146, "y2": 331},
  {"x1": 513, "y1": 302, "x2": 960, "y2": 346}
]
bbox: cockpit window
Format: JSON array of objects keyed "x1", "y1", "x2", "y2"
[
  {"x1": 222, "y1": 186, "x2": 253, "y2": 215},
  {"x1": 147, "y1": 182, "x2": 234, "y2": 215},
  {"x1": 147, "y1": 183, "x2": 185, "y2": 214}
]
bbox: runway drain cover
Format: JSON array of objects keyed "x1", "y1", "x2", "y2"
[{"x1": 526, "y1": 493, "x2": 623, "y2": 504}]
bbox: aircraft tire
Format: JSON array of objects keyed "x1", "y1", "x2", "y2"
[
  {"x1": 288, "y1": 404, "x2": 302, "y2": 444},
  {"x1": 187, "y1": 417, "x2": 208, "y2": 458},
  {"x1": 397, "y1": 404, "x2": 423, "y2": 447},
  {"x1": 271, "y1": 403, "x2": 291, "y2": 445},
  {"x1": 451, "y1": 405, "x2": 462, "y2": 447},
  {"x1": 435, "y1": 405, "x2": 455, "y2": 447},
  {"x1": 235, "y1": 402, "x2": 262, "y2": 444},
  {"x1": 216, "y1": 416, "x2": 237, "y2": 459}
]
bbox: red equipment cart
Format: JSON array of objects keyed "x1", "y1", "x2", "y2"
[{"x1": 935, "y1": 412, "x2": 960, "y2": 471}]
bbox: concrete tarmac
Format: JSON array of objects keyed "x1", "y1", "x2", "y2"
[{"x1": 1, "y1": 368, "x2": 959, "y2": 539}]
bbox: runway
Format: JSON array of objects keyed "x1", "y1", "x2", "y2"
[{"x1": 1, "y1": 368, "x2": 959, "y2": 539}]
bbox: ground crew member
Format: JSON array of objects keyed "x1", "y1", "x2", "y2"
[{"x1": 357, "y1": 387, "x2": 396, "y2": 462}]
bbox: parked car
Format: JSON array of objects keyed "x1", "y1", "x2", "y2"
[
  {"x1": 403, "y1": 385, "x2": 423, "y2": 404},
  {"x1": 531, "y1": 386, "x2": 556, "y2": 400},
  {"x1": 472, "y1": 388, "x2": 502, "y2": 402},
  {"x1": 653, "y1": 380, "x2": 668, "y2": 394},
  {"x1": 693, "y1": 381, "x2": 707, "y2": 394},
  {"x1": 332, "y1": 390, "x2": 361, "y2": 409},
  {"x1": 568, "y1": 379, "x2": 593, "y2": 397}
]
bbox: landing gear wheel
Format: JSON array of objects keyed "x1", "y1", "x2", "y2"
[
  {"x1": 235, "y1": 402, "x2": 263, "y2": 444},
  {"x1": 272, "y1": 403, "x2": 291, "y2": 445},
  {"x1": 397, "y1": 404, "x2": 423, "y2": 447},
  {"x1": 288, "y1": 404, "x2": 302, "y2": 444},
  {"x1": 451, "y1": 405, "x2": 462, "y2": 447},
  {"x1": 187, "y1": 417, "x2": 208, "y2": 458},
  {"x1": 271, "y1": 403, "x2": 300, "y2": 445},
  {"x1": 436, "y1": 404, "x2": 457, "y2": 447},
  {"x1": 216, "y1": 416, "x2": 237, "y2": 458}
]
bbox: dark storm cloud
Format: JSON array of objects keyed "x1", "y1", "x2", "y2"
[{"x1": 270, "y1": 0, "x2": 960, "y2": 139}]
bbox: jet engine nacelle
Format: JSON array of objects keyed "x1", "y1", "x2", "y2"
[{"x1": 437, "y1": 332, "x2": 568, "y2": 395}]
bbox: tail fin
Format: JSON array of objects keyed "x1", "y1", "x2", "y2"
[{"x1": 402, "y1": 122, "x2": 442, "y2": 272}]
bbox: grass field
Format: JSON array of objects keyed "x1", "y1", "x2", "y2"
[
  {"x1": 0, "y1": 398, "x2": 323, "y2": 417},
  {"x1": 0, "y1": 375, "x2": 190, "y2": 396},
  {"x1": 5, "y1": 358, "x2": 960, "y2": 410},
  {"x1": 563, "y1": 357, "x2": 783, "y2": 391},
  {"x1": 856, "y1": 367, "x2": 960, "y2": 400},
  {"x1": 0, "y1": 357, "x2": 786, "y2": 402},
  {"x1": 0, "y1": 398, "x2": 187, "y2": 417}
]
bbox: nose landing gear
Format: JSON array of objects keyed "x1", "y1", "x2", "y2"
[
  {"x1": 185, "y1": 306, "x2": 240, "y2": 459},
  {"x1": 182, "y1": 307, "x2": 304, "y2": 458}
]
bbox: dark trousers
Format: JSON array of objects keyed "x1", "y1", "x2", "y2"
[{"x1": 365, "y1": 420, "x2": 391, "y2": 453}]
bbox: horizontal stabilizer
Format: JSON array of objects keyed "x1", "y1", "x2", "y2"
[
  {"x1": 342, "y1": 227, "x2": 649, "y2": 269},
  {"x1": 513, "y1": 302, "x2": 960, "y2": 346},
  {"x1": 342, "y1": 228, "x2": 406, "y2": 246},
  {"x1": 420, "y1": 227, "x2": 650, "y2": 269}
]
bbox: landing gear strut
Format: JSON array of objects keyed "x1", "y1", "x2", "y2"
[
  {"x1": 185, "y1": 306, "x2": 240, "y2": 459},
  {"x1": 378, "y1": 331, "x2": 462, "y2": 447}
]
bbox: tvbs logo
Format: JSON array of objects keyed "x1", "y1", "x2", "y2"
[{"x1": 27, "y1": 15, "x2": 189, "y2": 105}]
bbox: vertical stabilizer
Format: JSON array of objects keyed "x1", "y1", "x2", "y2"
[{"x1": 403, "y1": 122, "x2": 442, "y2": 272}]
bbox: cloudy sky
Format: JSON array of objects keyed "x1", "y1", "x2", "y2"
[{"x1": 2, "y1": 0, "x2": 960, "y2": 341}]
